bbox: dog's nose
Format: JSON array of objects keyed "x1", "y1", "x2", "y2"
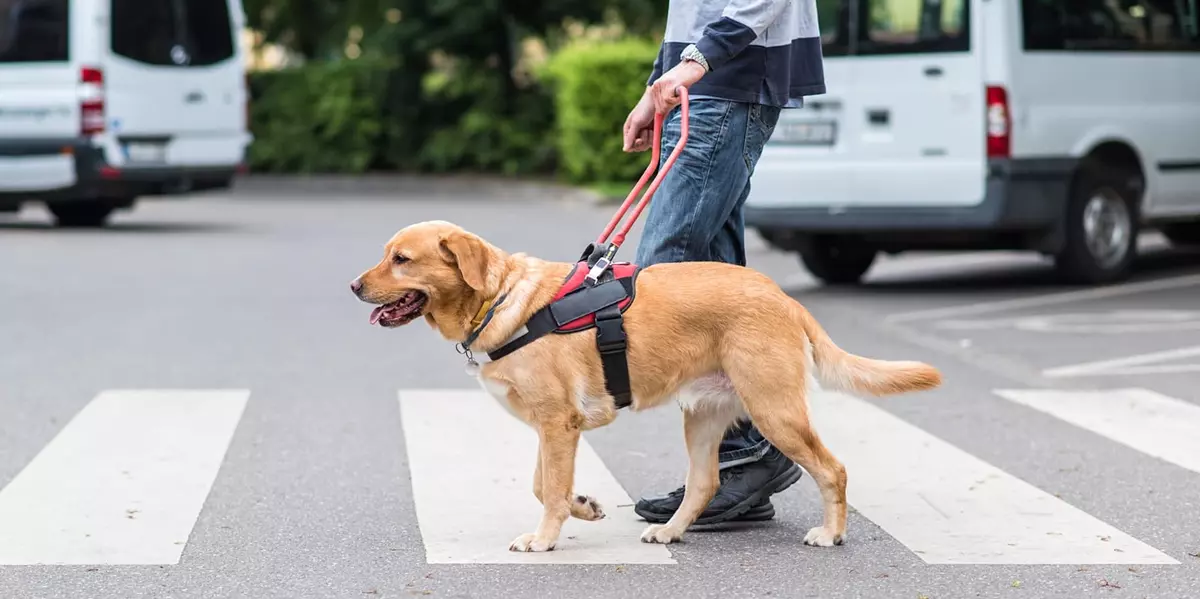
[{"x1": 350, "y1": 278, "x2": 363, "y2": 295}]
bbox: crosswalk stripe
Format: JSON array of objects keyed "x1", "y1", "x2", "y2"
[
  {"x1": 807, "y1": 390, "x2": 1179, "y2": 565},
  {"x1": 0, "y1": 390, "x2": 249, "y2": 565},
  {"x1": 398, "y1": 389, "x2": 676, "y2": 564},
  {"x1": 995, "y1": 388, "x2": 1200, "y2": 476},
  {"x1": 1041, "y1": 345, "x2": 1200, "y2": 378}
]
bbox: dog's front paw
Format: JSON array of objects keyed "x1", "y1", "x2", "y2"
[
  {"x1": 803, "y1": 526, "x2": 844, "y2": 547},
  {"x1": 571, "y1": 494, "x2": 606, "y2": 521},
  {"x1": 640, "y1": 524, "x2": 682, "y2": 545},
  {"x1": 509, "y1": 533, "x2": 555, "y2": 552}
]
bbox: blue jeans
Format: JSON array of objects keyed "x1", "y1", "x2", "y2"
[{"x1": 634, "y1": 98, "x2": 782, "y2": 470}]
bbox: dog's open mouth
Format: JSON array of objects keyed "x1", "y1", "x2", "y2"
[{"x1": 369, "y1": 290, "x2": 428, "y2": 327}]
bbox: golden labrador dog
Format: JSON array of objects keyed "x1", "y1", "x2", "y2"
[{"x1": 352, "y1": 220, "x2": 941, "y2": 553}]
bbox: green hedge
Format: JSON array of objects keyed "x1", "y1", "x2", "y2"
[
  {"x1": 415, "y1": 68, "x2": 556, "y2": 176},
  {"x1": 248, "y1": 60, "x2": 389, "y2": 173},
  {"x1": 245, "y1": 37, "x2": 659, "y2": 183},
  {"x1": 540, "y1": 38, "x2": 660, "y2": 185}
]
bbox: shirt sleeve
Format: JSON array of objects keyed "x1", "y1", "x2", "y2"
[
  {"x1": 647, "y1": 45, "x2": 665, "y2": 86},
  {"x1": 694, "y1": 0, "x2": 791, "y2": 72}
]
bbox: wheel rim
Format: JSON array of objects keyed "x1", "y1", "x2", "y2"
[{"x1": 1082, "y1": 189, "x2": 1131, "y2": 269}]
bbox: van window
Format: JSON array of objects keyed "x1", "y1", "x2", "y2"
[
  {"x1": 1022, "y1": 0, "x2": 1200, "y2": 52},
  {"x1": 857, "y1": 0, "x2": 969, "y2": 55},
  {"x1": 0, "y1": 0, "x2": 69, "y2": 63},
  {"x1": 111, "y1": 0, "x2": 234, "y2": 67},
  {"x1": 817, "y1": 0, "x2": 850, "y2": 56}
]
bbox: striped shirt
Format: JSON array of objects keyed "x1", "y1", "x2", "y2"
[{"x1": 648, "y1": 0, "x2": 826, "y2": 107}]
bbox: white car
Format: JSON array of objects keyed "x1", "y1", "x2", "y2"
[
  {"x1": 0, "y1": 0, "x2": 251, "y2": 227},
  {"x1": 746, "y1": 0, "x2": 1200, "y2": 285}
]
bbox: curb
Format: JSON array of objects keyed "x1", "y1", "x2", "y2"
[{"x1": 231, "y1": 174, "x2": 607, "y2": 204}]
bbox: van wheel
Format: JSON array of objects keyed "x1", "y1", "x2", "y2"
[
  {"x1": 1054, "y1": 165, "x2": 1139, "y2": 284},
  {"x1": 1161, "y1": 222, "x2": 1200, "y2": 246},
  {"x1": 48, "y1": 202, "x2": 116, "y2": 228},
  {"x1": 797, "y1": 236, "x2": 877, "y2": 285}
]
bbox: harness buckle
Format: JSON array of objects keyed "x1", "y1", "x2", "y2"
[
  {"x1": 593, "y1": 309, "x2": 627, "y2": 354},
  {"x1": 584, "y1": 258, "x2": 611, "y2": 285}
]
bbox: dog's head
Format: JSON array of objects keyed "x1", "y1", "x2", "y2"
[{"x1": 351, "y1": 220, "x2": 502, "y2": 331}]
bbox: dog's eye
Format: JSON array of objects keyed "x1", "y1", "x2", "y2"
[{"x1": 392, "y1": 254, "x2": 409, "y2": 265}]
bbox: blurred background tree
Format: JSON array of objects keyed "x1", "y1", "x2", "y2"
[{"x1": 243, "y1": 0, "x2": 668, "y2": 182}]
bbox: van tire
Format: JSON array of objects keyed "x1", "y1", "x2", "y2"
[
  {"x1": 49, "y1": 202, "x2": 116, "y2": 228},
  {"x1": 1053, "y1": 164, "x2": 1139, "y2": 284},
  {"x1": 1161, "y1": 222, "x2": 1200, "y2": 246},
  {"x1": 797, "y1": 236, "x2": 877, "y2": 285}
]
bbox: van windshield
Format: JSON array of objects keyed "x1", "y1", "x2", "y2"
[
  {"x1": 0, "y1": 0, "x2": 69, "y2": 63},
  {"x1": 111, "y1": 0, "x2": 235, "y2": 67}
]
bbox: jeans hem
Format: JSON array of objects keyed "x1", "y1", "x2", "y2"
[{"x1": 717, "y1": 437, "x2": 772, "y2": 469}]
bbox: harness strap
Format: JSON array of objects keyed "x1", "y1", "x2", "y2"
[
  {"x1": 486, "y1": 310, "x2": 556, "y2": 361},
  {"x1": 594, "y1": 303, "x2": 632, "y2": 408}
]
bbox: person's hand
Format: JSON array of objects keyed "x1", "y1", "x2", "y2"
[
  {"x1": 650, "y1": 60, "x2": 706, "y2": 115},
  {"x1": 622, "y1": 89, "x2": 655, "y2": 152}
]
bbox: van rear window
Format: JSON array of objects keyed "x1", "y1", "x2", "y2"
[
  {"x1": 858, "y1": 0, "x2": 969, "y2": 55},
  {"x1": 0, "y1": 0, "x2": 69, "y2": 63},
  {"x1": 814, "y1": 0, "x2": 969, "y2": 56},
  {"x1": 111, "y1": 0, "x2": 235, "y2": 67}
]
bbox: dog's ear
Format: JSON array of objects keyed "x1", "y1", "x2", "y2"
[{"x1": 439, "y1": 231, "x2": 490, "y2": 291}]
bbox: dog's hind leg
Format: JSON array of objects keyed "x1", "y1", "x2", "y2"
[
  {"x1": 640, "y1": 397, "x2": 736, "y2": 544},
  {"x1": 724, "y1": 344, "x2": 849, "y2": 547},
  {"x1": 510, "y1": 412, "x2": 582, "y2": 552}
]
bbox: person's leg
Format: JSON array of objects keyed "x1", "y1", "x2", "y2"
[
  {"x1": 710, "y1": 101, "x2": 784, "y2": 465},
  {"x1": 634, "y1": 100, "x2": 801, "y2": 525}
]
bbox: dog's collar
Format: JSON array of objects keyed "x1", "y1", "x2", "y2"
[
  {"x1": 469, "y1": 297, "x2": 496, "y2": 330},
  {"x1": 456, "y1": 293, "x2": 508, "y2": 365}
]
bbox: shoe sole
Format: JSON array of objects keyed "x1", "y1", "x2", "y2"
[{"x1": 635, "y1": 465, "x2": 803, "y2": 526}]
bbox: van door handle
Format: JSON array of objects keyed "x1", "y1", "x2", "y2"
[
  {"x1": 184, "y1": 91, "x2": 205, "y2": 104},
  {"x1": 923, "y1": 66, "x2": 944, "y2": 78},
  {"x1": 807, "y1": 100, "x2": 842, "y2": 111},
  {"x1": 867, "y1": 109, "x2": 889, "y2": 126}
]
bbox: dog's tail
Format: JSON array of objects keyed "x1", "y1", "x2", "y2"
[{"x1": 800, "y1": 309, "x2": 942, "y2": 397}]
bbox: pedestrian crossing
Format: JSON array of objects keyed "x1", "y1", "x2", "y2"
[
  {"x1": 0, "y1": 390, "x2": 248, "y2": 565},
  {"x1": 0, "y1": 386, "x2": 1195, "y2": 567}
]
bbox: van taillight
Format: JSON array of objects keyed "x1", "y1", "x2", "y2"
[
  {"x1": 80, "y1": 67, "x2": 106, "y2": 136},
  {"x1": 985, "y1": 85, "x2": 1010, "y2": 158}
]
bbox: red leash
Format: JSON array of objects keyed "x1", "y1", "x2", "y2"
[{"x1": 585, "y1": 87, "x2": 690, "y2": 282}]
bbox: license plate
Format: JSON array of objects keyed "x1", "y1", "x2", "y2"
[
  {"x1": 124, "y1": 142, "x2": 167, "y2": 164},
  {"x1": 774, "y1": 120, "x2": 836, "y2": 146}
]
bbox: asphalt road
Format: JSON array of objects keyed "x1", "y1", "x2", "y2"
[{"x1": 2, "y1": 182, "x2": 1199, "y2": 599}]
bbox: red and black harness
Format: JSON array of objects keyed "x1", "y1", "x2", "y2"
[
  {"x1": 461, "y1": 247, "x2": 641, "y2": 407},
  {"x1": 457, "y1": 89, "x2": 690, "y2": 410}
]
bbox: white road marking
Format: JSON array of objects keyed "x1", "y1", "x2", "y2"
[
  {"x1": 1042, "y1": 345, "x2": 1200, "y2": 378},
  {"x1": 935, "y1": 310, "x2": 1200, "y2": 334},
  {"x1": 996, "y1": 388, "x2": 1200, "y2": 476},
  {"x1": 398, "y1": 390, "x2": 675, "y2": 564},
  {"x1": 0, "y1": 390, "x2": 249, "y2": 565},
  {"x1": 806, "y1": 389, "x2": 1178, "y2": 564},
  {"x1": 885, "y1": 273, "x2": 1200, "y2": 324}
]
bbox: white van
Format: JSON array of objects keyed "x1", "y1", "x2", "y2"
[
  {"x1": 0, "y1": 0, "x2": 250, "y2": 227},
  {"x1": 746, "y1": 0, "x2": 1200, "y2": 285}
]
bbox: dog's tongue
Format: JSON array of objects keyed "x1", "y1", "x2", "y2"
[{"x1": 369, "y1": 305, "x2": 386, "y2": 325}]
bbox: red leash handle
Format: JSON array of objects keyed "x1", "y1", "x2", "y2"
[{"x1": 596, "y1": 87, "x2": 690, "y2": 249}]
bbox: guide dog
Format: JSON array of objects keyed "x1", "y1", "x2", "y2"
[{"x1": 351, "y1": 220, "x2": 941, "y2": 552}]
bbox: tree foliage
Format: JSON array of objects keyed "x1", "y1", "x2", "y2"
[{"x1": 242, "y1": 0, "x2": 668, "y2": 176}]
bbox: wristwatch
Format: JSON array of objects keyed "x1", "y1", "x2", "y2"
[{"x1": 680, "y1": 44, "x2": 710, "y2": 72}]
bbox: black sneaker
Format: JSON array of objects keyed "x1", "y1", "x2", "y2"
[{"x1": 634, "y1": 447, "x2": 803, "y2": 525}]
